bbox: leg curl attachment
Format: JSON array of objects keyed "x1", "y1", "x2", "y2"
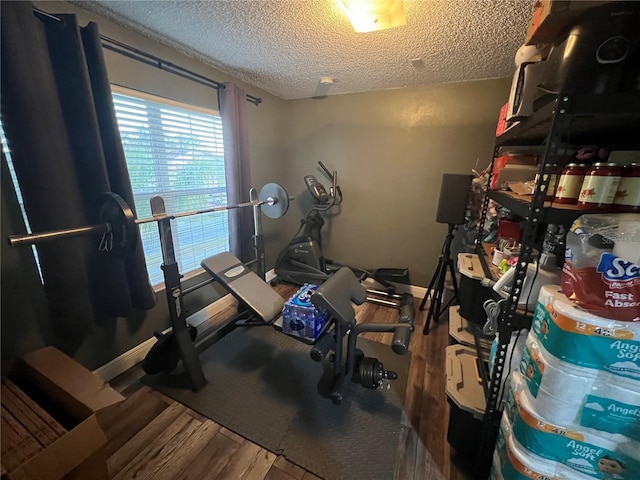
[{"x1": 310, "y1": 267, "x2": 415, "y2": 404}]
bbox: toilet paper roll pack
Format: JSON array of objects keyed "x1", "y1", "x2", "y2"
[
  {"x1": 494, "y1": 415, "x2": 595, "y2": 480},
  {"x1": 520, "y1": 335, "x2": 640, "y2": 439},
  {"x1": 507, "y1": 372, "x2": 640, "y2": 479},
  {"x1": 532, "y1": 285, "x2": 640, "y2": 382},
  {"x1": 493, "y1": 417, "x2": 564, "y2": 480}
]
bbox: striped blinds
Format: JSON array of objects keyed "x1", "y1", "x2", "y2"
[{"x1": 112, "y1": 89, "x2": 229, "y2": 286}]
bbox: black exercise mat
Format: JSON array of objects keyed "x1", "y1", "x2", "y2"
[{"x1": 143, "y1": 325, "x2": 410, "y2": 480}]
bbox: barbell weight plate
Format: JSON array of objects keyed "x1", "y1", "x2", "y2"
[
  {"x1": 259, "y1": 183, "x2": 289, "y2": 219},
  {"x1": 358, "y1": 356, "x2": 382, "y2": 389},
  {"x1": 96, "y1": 193, "x2": 138, "y2": 257}
]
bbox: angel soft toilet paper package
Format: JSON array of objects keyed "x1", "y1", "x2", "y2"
[
  {"x1": 507, "y1": 372, "x2": 640, "y2": 479},
  {"x1": 492, "y1": 415, "x2": 595, "y2": 480},
  {"x1": 532, "y1": 285, "x2": 640, "y2": 382},
  {"x1": 492, "y1": 416, "x2": 564, "y2": 480},
  {"x1": 519, "y1": 334, "x2": 640, "y2": 439}
]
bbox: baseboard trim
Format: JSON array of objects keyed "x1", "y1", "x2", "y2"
[
  {"x1": 92, "y1": 269, "x2": 425, "y2": 382},
  {"x1": 92, "y1": 294, "x2": 236, "y2": 382},
  {"x1": 396, "y1": 283, "x2": 429, "y2": 300},
  {"x1": 364, "y1": 278, "x2": 428, "y2": 300},
  {"x1": 92, "y1": 328, "x2": 169, "y2": 382}
]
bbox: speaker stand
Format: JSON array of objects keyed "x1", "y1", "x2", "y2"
[{"x1": 420, "y1": 223, "x2": 459, "y2": 335}]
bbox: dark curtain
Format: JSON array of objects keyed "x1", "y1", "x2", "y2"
[
  {"x1": 1, "y1": 2, "x2": 156, "y2": 343},
  {"x1": 220, "y1": 82, "x2": 254, "y2": 263}
]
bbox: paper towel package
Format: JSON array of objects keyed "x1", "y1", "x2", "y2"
[
  {"x1": 494, "y1": 416, "x2": 595, "y2": 480},
  {"x1": 507, "y1": 372, "x2": 640, "y2": 479},
  {"x1": 532, "y1": 285, "x2": 640, "y2": 382},
  {"x1": 519, "y1": 335, "x2": 640, "y2": 437},
  {"x1": 562, "y1": 213, "x2": 640, "y2": 322}
]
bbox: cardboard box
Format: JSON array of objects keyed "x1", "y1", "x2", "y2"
[
  {"x1": 525, "y1": 0, "x2": 612, "y2": 45},
  {"x1": 491, "y1": 155, "x2": 538, "y2": 189},
  {"x1": 495, "y1": 102, "x2": 510, "y2": 137},
  {"x1": 2, "y1": 347, "x2": 124, "y2": 480}
]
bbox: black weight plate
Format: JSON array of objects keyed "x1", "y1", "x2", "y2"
[{"x1": 96, "y1": 193, "x2": 137, "y2": 256}]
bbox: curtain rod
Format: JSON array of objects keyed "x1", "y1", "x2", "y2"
[{"x1": 33, "y1": 7, "x2": 263, "y2": 106}]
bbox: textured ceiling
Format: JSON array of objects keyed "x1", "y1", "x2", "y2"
[{"x1": 74, "y1": 0, "x2": 535, "y2": 100}]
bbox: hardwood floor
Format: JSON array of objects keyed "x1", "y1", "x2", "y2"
[{"x1": 98, "y1": 284, "x2": 469, "y2": 480}]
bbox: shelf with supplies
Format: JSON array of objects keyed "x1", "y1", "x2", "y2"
[
  {"x1": 485, "y1": 189, "x2": 608, "y2": 226},
  {"x1": 471, "y1": 3, "x2": 640, "y2": 476},
  {"x1": 496, "y1": 92, "x2": 640, "y2": 148},
  {"x1": 474, "y1": 92, "x2": 640, "y2": 477}
]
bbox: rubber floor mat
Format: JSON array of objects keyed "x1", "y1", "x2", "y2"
[{"x1": 143, "y1": 325, "x2": 410, "y2": 480}]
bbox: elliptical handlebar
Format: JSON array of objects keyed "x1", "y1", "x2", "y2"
[
  {"x1": 308, "y1": 161, "x2": 342, "y2": 213},
  {"x1": 318, "y1": 161, "x2": 333, "y2": 181}
]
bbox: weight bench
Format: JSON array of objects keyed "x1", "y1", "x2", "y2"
[
  {"x1": 201, "y1": 251, "x2": 284, "y2": 324},
  {"x1": 309, "y1": 266, "x2": 415, "y2": 404},
  {"x1": 143, "y1": 252, "x2": 284, "y2": 378}
]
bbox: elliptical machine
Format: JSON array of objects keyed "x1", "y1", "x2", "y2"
[
  {"x1": 275, "y1": 161, "x2": 343, "y2": 285},
  {"x1": 275, "y1": 162, "x2": 408, "y2": 304}
]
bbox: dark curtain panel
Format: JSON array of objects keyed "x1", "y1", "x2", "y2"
[
  {"x1": 221, "y1": 82, "x2": 254, "y2": 263},
  {"x1": 1, "y1": 2, "x2": 155, "y2": 344}
]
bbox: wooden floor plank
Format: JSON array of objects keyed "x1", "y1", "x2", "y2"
[
  {"x1": 216, "y1": 442, "x2": 277, "y2": 480},
  {"x1": 107, "y1": 401, "x2": 187, "y2": 476},
  {"x1": 177, "y1": 430, "x2": 242, "y2": 480},
  {"x1": 264, "y1": 465, "x2": 299, "y2": 480},
  {"x1": 114, "y1": 414, "x2": 219, "y2": 480},
  {"x1": 111, "y1": 413, "x2": 192, "y2": 480},
  {"x1": 394, "y1": 424, "x2": 416, "y2": 480},
  {"x1": 152, "y1": 419, "x2": 221, "y2": 480},
  {"x1": 272, "y1": 456, "x2": 306, "y2": 480},
  {"x1": 402, "y1": 353, "x2": 426, "y2": 429},
  {"x1": 414, "y1": 433, "x2": 447, "y2": 480},
  {"x1": 219, "y1": 426, "x2": 245, "y2": 444},
  {"x1": 99, "y1": 387, "x2": 172, "y2": 458}
]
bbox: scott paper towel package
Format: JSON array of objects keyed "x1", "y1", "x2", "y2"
[
  {"x1": 507, "y1": 372, "x2": 640, "y2": 479},
  {"x1": 562, "y1": 213, "x2": 640, "y2": 322},
  {"x1": 519, "y1": 334, "x2": 640, "y2": 439},
  {"x1": 532, "y1": 285, "x2": 640, "y2": 382}
]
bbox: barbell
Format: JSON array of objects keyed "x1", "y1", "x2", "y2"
[{"x1": 7, "y1": 183, "x2": 290, "y2": 257}]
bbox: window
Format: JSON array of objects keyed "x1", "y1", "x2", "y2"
[
  {"x1": 112, "y1": 87, "x2": 229, "y2": 286},
  {"x1": 0, "y1": 126, "x2": 44, "y2": 283}
]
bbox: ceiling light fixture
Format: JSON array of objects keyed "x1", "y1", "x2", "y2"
[
  {"x1": 320, "y1": 76, "x2": 336, "y2": 85},
  {"x1": 338, "y1": 0, "x2": 406, "y2": 33}
]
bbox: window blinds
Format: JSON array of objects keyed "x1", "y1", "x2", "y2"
[{"x1": 112, "y1": 90, "x2": 229, "y2": 286}]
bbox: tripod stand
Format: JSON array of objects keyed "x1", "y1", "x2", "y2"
[{"x1": 420, "y1": 223, "x2": 459, "y2": 334}]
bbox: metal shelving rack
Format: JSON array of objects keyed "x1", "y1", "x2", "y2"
[{"x1": 473, "y1": 91, "x2": 640, "y2": 477}]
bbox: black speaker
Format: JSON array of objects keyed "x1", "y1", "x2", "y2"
[{"x1": 436, "y1": 174, "x2": 473, "y2": 225}]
